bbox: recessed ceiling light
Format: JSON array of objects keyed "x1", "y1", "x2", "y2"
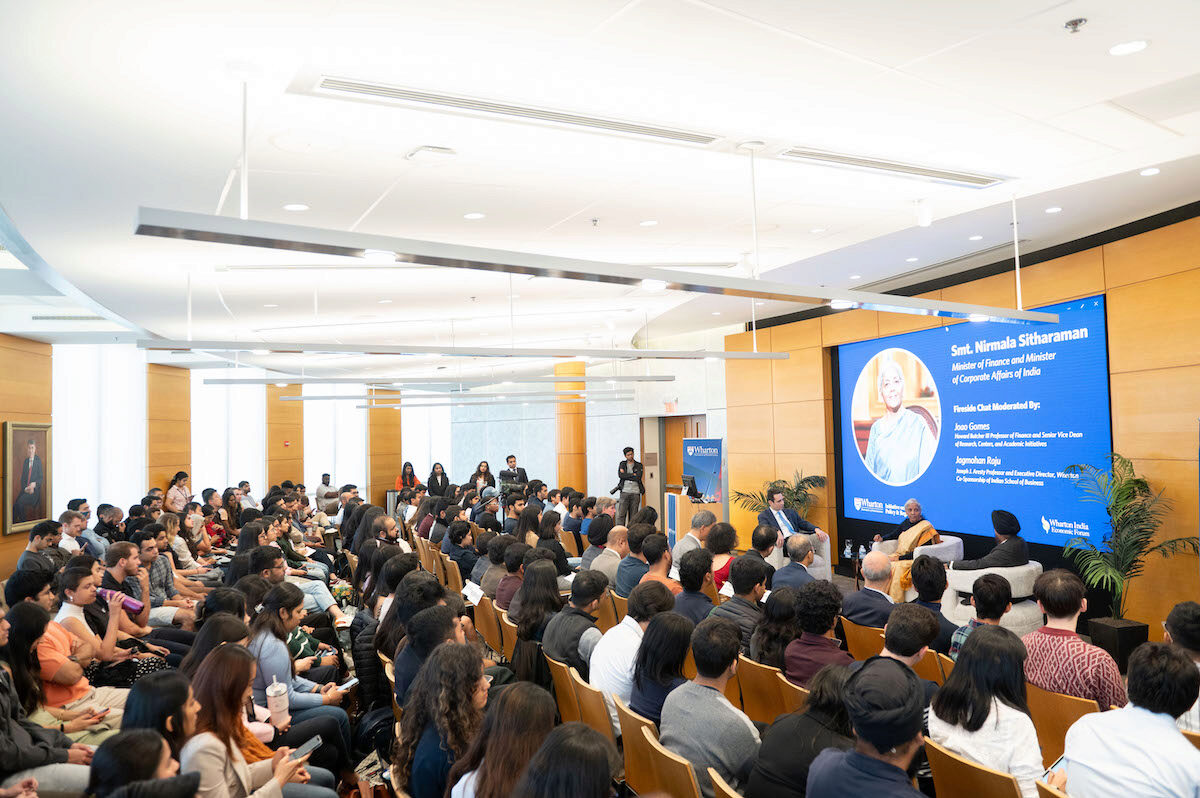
[
  {"x1": 968, "y1": 313, "x2": 989, "y2": 323},
  {"x1": 378, "y1": 299, "x2": 392, "y2": 304},
  {"x1": 641, "y1": 279, "x2": 667, "y2": 291},
  {"x1": 711, "y1": 311, "x2": 721, "y2": 316},
  {"x1": 1139, "y1": 167, "x2": 1160, "y2": 177},
  {"x1": 809, "y1": 227, "x2": 826, "y2": 234},
  {"x1": 829, "y1": 300, "x2": 856, "y2": 310},
  {"x1": 282, "y1": 203, "x2": 309, "y2": 212},
  {"x1": 968, "y1": 235, "x2": 983, "y2": 241},
  {"x1": 849, "y1": 274, "x2": 862, "y2": 280},
  {"x1": 1045, "y1": 206, "x2": 1062, "y2": 214},
  {"x1": 1109, "y1": 40, "x2": 1148, "y2": 56},
  {"x1": 274, "y1": 382, "x2": 288, "y2": 388},
  {"x1": 639, "y1": 220, "x2": 658, "y2": 227},
  {"x1": 905, "y1": 257, "x2": 919, "y2": 263},
  {"x1": 263, "y1": 303, "x2": 279, "y2": 308},
  {"x1": 463, "y1": 212, "x2": 486, "y2": 220}
]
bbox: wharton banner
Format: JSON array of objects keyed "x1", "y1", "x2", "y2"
[{"x1": 682, "y1": 437, "x2": 723, "y2": 502}]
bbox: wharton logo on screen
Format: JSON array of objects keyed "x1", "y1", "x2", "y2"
[
  {"x1": 1041, "y1": 515, "x2": 1092, "y2": 538},
  {"x1": 686, "y1": 444, "x2": 720, "y2": 457},
  {"x1": 853, "y1": 497, "x2": 885, "y2": 514}
]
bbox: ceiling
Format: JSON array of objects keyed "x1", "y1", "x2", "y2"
[{"x1": 0, "y1": 0, "x2": 1198, "y2": 379}]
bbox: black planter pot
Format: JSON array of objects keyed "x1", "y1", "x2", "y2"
[{"x1": 1088, "y1": 617, "x2": 1149, "y2": 674}]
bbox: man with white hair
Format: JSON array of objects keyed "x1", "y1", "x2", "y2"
[
  {"x1": 840, "y1": 550, "x2": 895, "y2": 628},
  {"x1": 864, "y1": 358, "x2": 937, "y2": 485},
  {"x1": 874, "y1": 498, "x2": 926, "y2": 543}
]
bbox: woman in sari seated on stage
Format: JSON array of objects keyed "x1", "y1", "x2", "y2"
[{"x1": 874, "y1": 499, "x2": 940, "y2": 602}]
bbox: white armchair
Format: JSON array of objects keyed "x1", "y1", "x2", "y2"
[
  {"x1": 871, "y1": 535, "x2": 964, "y2": 563},
  {"x1": 944, "y1": 561, "x2": 1044, "y2": 638},
  {"x1": 766, "y1": 533, "x2": 832, "y2": 582}
]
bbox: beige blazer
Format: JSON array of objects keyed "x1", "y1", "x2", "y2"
[{"x1": 180, "y1": 732, "x2": 283, "y2": 798}]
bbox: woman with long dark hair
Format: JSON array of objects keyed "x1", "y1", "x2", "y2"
[
  {"x1": 88, "y1": 728, "x2": 182, "y2": 798},
  {"x1": 246, "y1": 584, "x2": 351, "y2": 769},
  {"x1": 351, "y1": 539, "x2": 380, "y2": 598},
  {"x1": 396, "y1": 461, "x2": 421, "y2": 490},
  {"x1": 447, "y1": 682, "x2": 556, "y2": 798},
  {"x1": 630, "y1": 611, "x2": 693, "y2": 725},
  {"x1": 120, "y1": 670, "x2": 199, "y2": 759},
  {"x1": 511, "y1": 723, "x2": 619, "y2": 798},
  {"x1": 179, "y1": 613, "x2": 250, "y2": 678},
  {"x1": 745, "y1": 664, "x2": 854, "y2": 798},
  {"x1": 749, "y1": 587, "x2": 800, "y2": 670},
  {"x1": 426, "y1": 463, "x2": 449, "y2": 497},
  {"x1": 411, "y1": 497, "x2": 434, "y2": 538},
  {"x1": 579, "y1": 514, "x2": 613, "y2": 570},
  {"x1": 351, "y1": 506, "x2": 385, "y2": 555},
  {"x1": 468, "y1": 462, "x2": 495, "y2": 493},
  {"x1": 181, "y1": 644, "x2": 333, "y2": 798},
  {"x1": 513, "y1": 561, "x2": 562, "y2": 644},
  {"x1": 220, "y1": 488, "x2": 242, "y2": 537},
  {"x1": 534, "y1": 511, "x2": 571, "y2": 576},
  {"x1": 630, "y1": 505, "x2": 659, "y2": 529},
  {"x1": 928, "y1": 625, "x2": 1042, "y2": 798},
  {"x1": 393, "y1": 643, "x2": 487, "y2": 798},
  {"x1": 235, "y1": 521, "x2": 269, "y2": 555},
  {"x1": 165, "y1": 472, "x2": 191, "y2": 514},
  {"x1": 515, "y1": 504, "x2": 542, "y2": 548}
]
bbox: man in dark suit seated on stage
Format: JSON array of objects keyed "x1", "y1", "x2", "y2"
[
  {"x1": 949, "y1": 509, "x2": 1029, "y2": 572},
  {"x1": 757, "y1": 487, "x2": 829, "y2": 577},
  {"x1": 840, "y1": 551, "x2": 894, "y2": 628}
]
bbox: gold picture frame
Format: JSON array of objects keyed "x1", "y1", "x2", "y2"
[{"x1": 4, "y1": 421, "x2": 52, "y2": 536}]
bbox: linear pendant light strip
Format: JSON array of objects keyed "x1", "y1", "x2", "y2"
[
  {"x1": 358, "y1": 397, "x2": 625, "y2": 409},
  {"x1": 137, "y1": 338, "x2": 786, "y2": 361},
  {"x1": 361, "y1": 393, "x2": 632, "y2": 406},
  {"x1": 135, "y1": 208, "x2": 1058, "y2": 325},
  {"x1": 204, "y1": 375, "x2": 672, "y2": 386},
  {"x1": 280, "y1": 389, "x2": 634, "y2": 401}
]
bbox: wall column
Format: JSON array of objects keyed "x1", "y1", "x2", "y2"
[
  {"x1": 266, "y1": 384, "x2": 303, "y2": 487},
  {"x1": 555, "y1": 361, "x2": 587, "y2": 493},
  {"x1": 367, "y1": 388, "x2": 402, "y2": 507},
  {"x1": 0, "y1": 334, "x2": 50, "y2": 574},
  {"x1": 147, "y1": 364, "x2": 191, "y2": 493}
]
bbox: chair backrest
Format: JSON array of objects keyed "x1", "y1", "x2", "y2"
[
  {"x1": 498, "y1": 610, "x2": 518, "y2": 662},
  {"x1": 611, "y1": 590, "x2": 628, "y2": 621},
  {"x1": 593, "y1": 590, "x2": 618, "y2": 633},
  {"x1": 434, "y1": 552, "x2": 449, "y2": 586},
  {"x1": 937, "y1": 652, "x2": 955, "y2": 681},
  {"x1": 559, "y1": 527, "x2": 580, "y2": 557},
  {"x1": 707, "y1": 767, "x2": 742, "y2": 798},
  {"x1": 1035, "y1": 781, "x2": 1069, "y2": 798},
  {"x1": 777, "y1": 672, "x2": 809, "y2": 713},
  {"x1": 346, "y1": 552, "x2": 359, "y2": 582},
  {"x1": 570, "y1": 667, "x2": 617, "y2": 744},
  {"x1": 701, "y1": 576, "x2": 720, "y2": 605},
  {"x1": 614, "y1": 696, "x2": 658, "y2": 795},
  {"x1": 444, "y1": 557, "x2": 464, "y2": 594},
  {"x1": 737, "y1": 655, "x2": 785, "y2": 724},
  {"x1": 839, "y1": 616, "x2": 886, "y2": 660},
  {"x1": 1183, "y1": 729, "x2": 1200, "y2": 752},
  {"x1": 925, "y1": 737, "x2": 1022, "y2": 798},
  {"x1": 474, "y1": 596, "x2": 502, "y2": 656},
  {"x1": 380, "y1": 655, "x2": 403, "y2": 722},
  {"x1": 913, "y1": 648, "x2": 944, "y2": 685},
  {"x1": 543, "y1": 654, "x2": 581, "y2": 723},
  {"x1": 1025, "y1": 682, "x2": 1101, "y2": 768},
  {"x1": 643, "y1": 726, "x2": 701, "y2": 798}
]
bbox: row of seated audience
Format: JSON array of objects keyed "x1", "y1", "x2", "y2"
[{"x1": 1, "y1": 469, "x2": 1199, "y2": 798}]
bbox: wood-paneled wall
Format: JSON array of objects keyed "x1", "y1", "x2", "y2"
[
  {"x1": 0, "y1": 334, "x2": 51, "y2": 574},
  {"x1": 367, "y1": 389, "x2": 402, "y2": 507},
  {"x1": 266, "y1": 384, "x2": 303, "y2": 488},
  {"x1": 726, "y1": 217, "x2": 1200, "y2": 635},
  {"x1": 146, "y1": 364, "x2": 191, "y2": 495},
  {"x1": 555, "y1": 361, "x2": 587, "y2": 493}
]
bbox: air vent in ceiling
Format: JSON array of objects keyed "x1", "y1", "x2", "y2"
[
  {"x1": 858, "y1": 241, "x2": 1028, "y2": 293},
  {"x1": 31, "y1": 314, "x2": 106, "y2": 322},
  {"x1": 313, "y1": 76, "x2": 722, "y2": 146},
  {"x1": 778, "y1": 147, "x2": 1005, "y2": 189}
]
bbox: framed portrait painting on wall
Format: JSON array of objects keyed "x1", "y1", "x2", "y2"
[{"x1": 4, "y1": 421, "x2": 51, "y2": 536}]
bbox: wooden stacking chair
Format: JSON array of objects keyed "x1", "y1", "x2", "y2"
[
  {"x1": 543, "y1": 654, "x2": 581, "y2": 723},
  {"x1": 1025, "y1": 682, "x2": 1100, "y2": 768},
  {"x1": 593, "y1": 589, "x2": 618, "y2": 633},
  {"x1": 925, "y1": 738, "x2": 1021, "y2": 798},
  {"x1": 1183, "y1": 729, "x2": 1200, "y2": 752},
  {"x1": 474, "y1": 596, "x2": 503, "y2": 657},
  {"x1": 1035, "y1": 781, "x2": 1069, "y2": 798},
  {"x1": 937, "y1": 652, "x2": 955, "y2": 681},
  {"x1": 707, "y1": 767, "x2": 742, "y2": 798},
  {"x1": 839, "y1": 616, "x2": 886, "y2": 660},
  {"x1": 614, "y1": 697, "x2": 658, "y2": 796},
  {"x1": 701, "y1": 576, "x2": 720, "y2": 605},
  {"x1": 434, "y1": 552, "x2": 449, "y2": 586},
  {"x1": 777, "y1": 672, "x2": 809, "y2": 713},
  {"x1": 736, "y1": 655, "x2": 786, "y2": 724},
  {"x1": 444, "y1": 557, "x2": 464, "y2": 595},
  {"x1": 498, "y1": 610, "x2": 518, "y2": 662},
  {"x1": 642, "y1": 726, "x2": 701, "y2": 798},
  {"x1": 379, "y1": 653, "x2": 403, "y2": 723},
  {"x1": 913, "y1": 648, "x2": 945, "y2": 685},
  {"x1": 570, "y1": 667, "x2": 617, "y2": 745},
  {"x1": 611, "y1": 590, "x2": 628, "y2": 622},
  {"x1": 559, "y1": 527, "x2": 580, "y2": 557}
]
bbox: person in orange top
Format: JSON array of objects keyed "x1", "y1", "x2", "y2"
[
  {"x1": 395, "y1": 461, "x2": 422, "y2": 492},
  {"x1": 639, "y1": 533, "x2": 682, "y2": 596}
]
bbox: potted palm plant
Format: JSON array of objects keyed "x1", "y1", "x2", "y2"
[
  {"x1": 1063, "y1": 453, "x2": 1196, "y2": 670},
  {"x1": 731, "y1": 470, "x2": 826, "y2": 518}
]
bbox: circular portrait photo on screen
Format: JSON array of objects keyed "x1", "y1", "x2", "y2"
[{"x1": 851, "y1": 349, "x2": 940, "y2": 486}]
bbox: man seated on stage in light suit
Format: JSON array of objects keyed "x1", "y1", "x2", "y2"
[
  {"x1": 756, "y1": 488, "x2": 829, "y2": 577},
  {"x1": 874, "y1": 498, "x2": 927, "y2": 543},
  {"x1": 949, "y1": 509, "x2": 1029, "y2": 572}
]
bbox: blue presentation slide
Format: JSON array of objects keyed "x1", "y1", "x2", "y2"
[{"x1": 837, "y1": 295, "x2": 1112, "y2": 547}]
